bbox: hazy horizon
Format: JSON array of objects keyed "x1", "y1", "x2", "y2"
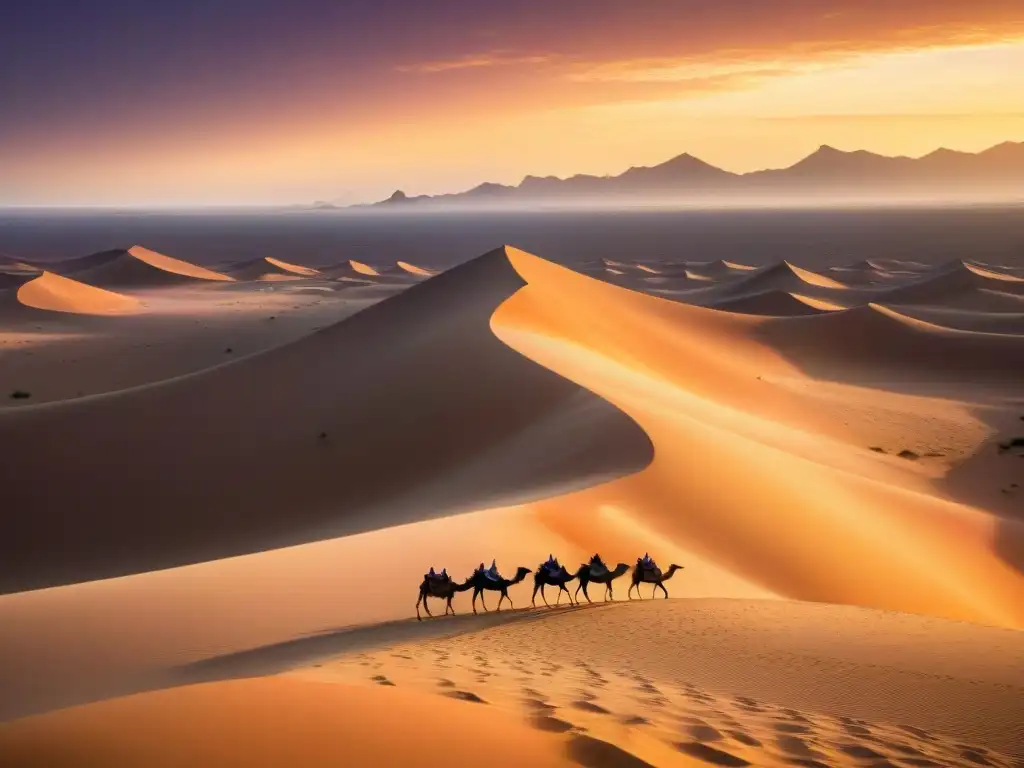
[{"x1": 4, "y1": 2, "x2": 1024, "y2": 206}]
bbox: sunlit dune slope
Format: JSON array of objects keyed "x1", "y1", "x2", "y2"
[
  {"x1": 227, "y1": 257, "x2": 320, "y2": 281},
  {"x1": 0, "y1": 247, "x2": 651, "y2": 593},
  {"x1": 491, "y1": 249, "x2": 1024, "y2": 628},
  {"x1": 0, "y1": 678, "x2": 572, "y2": 768},
  {"x1": 63, "y1": 245, "x2": 233, "y2": 288},
  {"x1": 16, "y1": 272, "x2": 141, "y2": 316},
  {"x1": 396, "y1": 261, "x2": 437, "y2": 277}
]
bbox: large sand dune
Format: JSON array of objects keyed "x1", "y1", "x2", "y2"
[
  {"x1": 66, "y1": 245, "x2": 233, "y2": 288},
  {"x1": 0, "y1": 247, "x2": 651, "y2": 592}
]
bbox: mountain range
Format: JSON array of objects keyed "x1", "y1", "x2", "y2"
[{"x1": 341, "y1": 141, "x2": 1024, "y2": 209}]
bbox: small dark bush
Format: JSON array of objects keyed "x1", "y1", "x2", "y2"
[{"x1": 9, "y1": 390, "x2": 30, "y2": 399}]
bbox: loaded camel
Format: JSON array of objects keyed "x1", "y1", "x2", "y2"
[
  {"x1": 627, "y1": 560, "x2": 684, "y2": 599},
  {"x1": 574, "y1": 557, "x2": 631, "y2": 603},
  {"x1": 532, "y1": 559, "x2": 578, "y2": 607},
  {"x1": 416, "y1": 571, "x2": 473, "y2": 620},
  {"x1": 468, "y1": 565, "x2": 532, "y2": 613}
]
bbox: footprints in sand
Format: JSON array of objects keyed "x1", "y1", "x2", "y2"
[{"x1": 317, "y1": 644, "x2": 1020, "y2": 768}]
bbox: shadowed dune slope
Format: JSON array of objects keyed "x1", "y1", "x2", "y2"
[
  {"x1": 227, "y1": 257, "x2": 320, "y2": 281},
  {"x1": 0, "y1": 246, "x2": 652, "y2": 593},
  {"x1": 16, "y1": 272, "x2": 142, "y2": 316}
]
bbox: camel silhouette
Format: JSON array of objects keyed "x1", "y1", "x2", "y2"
[
  {"x1": 628, "y1": 563, "x2": 684, "y2": 599},
  {"x1": 468, "y1": 566, "x2": 532, "y2": 613},
  {"x1": 531, "y1": 564, "x2": 577, "y2": 607},
  {"x1": 415, "y1": 573, "x2": 473, "y2": 620},
  {"x1": 574, "y1": 561, "x2": 630, "y2": 603}
]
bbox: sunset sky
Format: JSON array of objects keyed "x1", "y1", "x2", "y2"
[{"x1": 3, "y1": 0, "x2": 1024, "y2": 206}]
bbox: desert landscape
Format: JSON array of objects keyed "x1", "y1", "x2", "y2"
[{"x1": 1, "y1": 240, "x2": 1022, "y2": 766}]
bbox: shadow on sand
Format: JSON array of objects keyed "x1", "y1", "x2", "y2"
[{"x1": 173, "y1": 602, "x2": 612, "y2": 686}]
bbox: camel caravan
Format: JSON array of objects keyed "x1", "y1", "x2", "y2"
[{"x1": 415, "y1": 554, "x2": 683, "y2": 620}]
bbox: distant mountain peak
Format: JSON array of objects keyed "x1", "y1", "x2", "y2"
[{"x1": 352, "y1": 139, "x2": 1024, "y2": 208}]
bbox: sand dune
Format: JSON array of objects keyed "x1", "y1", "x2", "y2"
[
  {"x1": 396, "y1": 260, "x2": 437, "y2": 277},
  {"x1": 721, "y1": 261, "x2": 849, "y2": 295},
  {"x1": 15, "y1": 272, "x2": 141, "y2": 316},
  {"x1": 0, "y1": 247, "x2": 651, "y2": 592},
  {"x1": 686, "y1": 259, "x2": 757, "y2": 276},
  {"x1": 227, "y1": 256, "x2": 320, "y2": 281},
  {"x1": 63, "y1": 245, "x2": 233, "y2": 288},
  {"x1": 888, "y1": 304, "x2": 1024, "y2": 335},
  {"x1": 711, "y1": 290, "x2": 842, "y2": 316},
  {"x1": 883, "y1": 260, "x2": 1024, "y2": 306},
  {"x1": 492, "y1": 250, "x2": 1024, "y2": 628}
]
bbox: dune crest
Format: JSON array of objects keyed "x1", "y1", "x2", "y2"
[
  {"x1": 16, "y1": 272, "x2": 141, "y2": 316},
  {"x1": 396, "y1": 261, "x2": 436, "y2": 277},
  {"x1": 62, "y1": 246, "x2": 233, "y2": 288}
]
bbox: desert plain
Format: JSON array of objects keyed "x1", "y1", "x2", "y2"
[{"x1": 0, "y1": 241, "x2": 1022, "y2": 767}]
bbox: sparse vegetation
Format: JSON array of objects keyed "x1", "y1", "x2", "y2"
[
  {"x1": 897, "y1": 449, "x2": 919, "y2": 460},
  {"x1": 9, "y1": 390, "x2": 31, "y2": 399},
  {"x1": 869, "y1": 446, "x2": 886, "y2": 454}
]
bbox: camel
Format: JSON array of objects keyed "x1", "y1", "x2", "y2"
[
  {"x1": 627, "y1": 563, "x2": 684, "y2": 599},
  {"x1": 416, "y1": 573, "x2": 472, "y2": 620},
  {"x1": 574, "y1": 561, "x2": 631, "y2": 603},
  {"x1": 531, "y1": 564, "x2": 577, "y2": 607},
  {"x1": 468, "y1": 566, "x2": 532, "y2": 613}
]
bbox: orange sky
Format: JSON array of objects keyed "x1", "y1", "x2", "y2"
[{"x1": 3, "y1": 1, "x2": 1023, "y2": 205}]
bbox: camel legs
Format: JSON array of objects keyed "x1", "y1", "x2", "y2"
[
  {"x1": 446, "y1": 595, "x2": 455, "y2": 615},
  {"x1": 605, "y1": 583, "x2": 613, "y2": 602},
  {"x1": 558, "y1": 584, "x2": 573, "y2": 606},
  {"x1": 497, "y1": 589, "x2": 513, "y2": 611},
  {"x1": 628, "y1": 581, "x2": 643, "y2": 599},
  {"x1": 656, "y1": 582, "x2": 669, "y2": 599},
  {"x1": 473, "y1": 588, "x2": 488, "y2": 614},
  {"x1": 532, "y1": 583, "x2": 550, "y2": 608},
  {"x1": 416, "y1": 593, "x2": 423, "y2": 621}
]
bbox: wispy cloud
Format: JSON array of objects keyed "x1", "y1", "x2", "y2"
[{"x1": 396, "y1": 51, "x2": 553, "y2": 74}]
